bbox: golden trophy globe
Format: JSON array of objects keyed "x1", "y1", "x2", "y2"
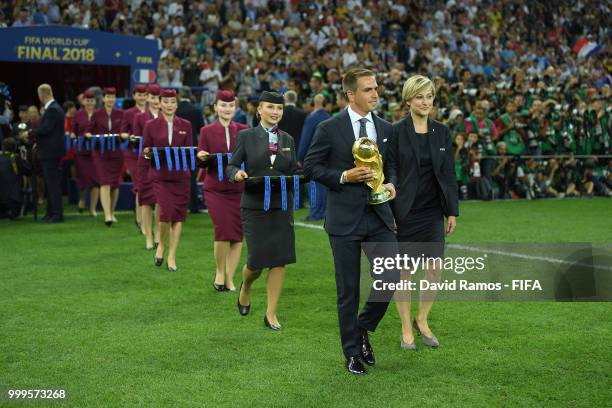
[{"x1": 352, "y1": 137, "x2": 393, "y2": 205}]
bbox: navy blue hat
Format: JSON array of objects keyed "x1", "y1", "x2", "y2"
[{"x1": 259, "y1": 91, "x2": 284, "y2": 105}]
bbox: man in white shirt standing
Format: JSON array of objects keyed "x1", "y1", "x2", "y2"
[{"x1": 199, "y1": 59, "x2": 222, "y2": 106}]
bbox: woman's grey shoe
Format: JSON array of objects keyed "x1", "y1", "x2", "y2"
[
  {"x1": 400, "y1": 335, "x2": 417, "y2": 350},
  {"x1": 412, "y1": 319, "x2": 439, "y2": 348}
]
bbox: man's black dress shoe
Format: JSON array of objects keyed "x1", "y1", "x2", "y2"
[
  {"x1": 46, "y1": 217, "x2": 64, "y2": 224},
  {"x1": 264, "y1": 316, "x2": 282, "y2": 331},
  {"x1": 213, "y1": 282, "x2": 225, "y2": 291},
  {"x1": 346, "y1": 355, "x2": 367, "y2": 375},
  {"x1": 154, "y1": 257, "x2": 163, "y2": 267},
  {"x1": 360, "y1": 331, "x2": 375, "y2": 366}
]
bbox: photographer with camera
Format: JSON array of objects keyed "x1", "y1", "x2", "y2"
[
  {"x1": 557, "y1": 156, "x2": 582, "y2": 198},
  {"x1": 496, "y1": 100, "x2": 525, "y2": 156},
  {"x1": 540, "y1": 100, "x2": 561, "y2": 155},
  {"x1": 585, "y1": 97, "x2": 610, "y2": 155},
  {"x1": 491, "y1": 142, "x2": 517, "y2": 199},
  {"x1": 465, "y1": 101, "x2": 498, "y2": 183},
  {"x1": 526, "y1": 100, "x2": 545, "y2": 157},
  {"x1": 0, "y1": 137, "x2": 31, "y2": 219},
  {"x1": 0, "y1": 87, "x2": 13, "y2": 144},
  {"x1": 453, "y1": 132, "x2": 472, "y2": 200}
]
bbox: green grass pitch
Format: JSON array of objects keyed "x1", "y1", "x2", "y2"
[{"x1": 1, "y1": 198, "x2": 610, "y2": 407}]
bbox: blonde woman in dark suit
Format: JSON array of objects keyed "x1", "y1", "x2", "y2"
[{"x1": 385, "y1": 75, "x2": 459, "y2": 349}]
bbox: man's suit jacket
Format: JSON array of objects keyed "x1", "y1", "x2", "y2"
[
  {"x1": 278, "y1": 105, "x2": 307, "y2": 151},
  {"x1": 226, "y1": 125, "x2": 297, "y2": 210},
  {"x1": 303, "y1": 109, "x2": 394, "y2": 236},
  {"x1": 30, "y1": 100, "x2": 65, "y2": 160},
  {"x1": 384, "y1": 115, "x2": 459, "y2": 221},
  {"x1": 176, "y1": 100, "x2": 204, "y2": 145}
]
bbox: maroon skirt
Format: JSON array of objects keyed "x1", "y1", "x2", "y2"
[
  {"x1": 74, "y1": 154, "x2": 99, "y2": 189},
  {"x1": 205, "y1": 190, "x2": 243, "y2": 241},
  {"x1": 92, "y1": 149, "x2": 124, "y2": 188},
  {"x1": 137, "y1": 160, "x2": 155, "y2": 206},
  {"x1": 123, "y1": 149, "x2": 139, "y2": 192},
  {"x1": 154, "y1": 177, "x2": 190, "y2": 222}
]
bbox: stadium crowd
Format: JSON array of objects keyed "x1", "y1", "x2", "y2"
[{"x1": 0, "y1": 0, "x2": 610, "y2": 218}]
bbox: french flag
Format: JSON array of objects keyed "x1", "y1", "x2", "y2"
[
  {"x1": 134, "y1": 69, "x2": 156, "y2": 83},
  {"x1": 573, "y1": 39, "x2": 603, "y2": 59}
]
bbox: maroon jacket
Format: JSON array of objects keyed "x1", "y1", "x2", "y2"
[
  {"x1": 143, "y1": 114, "x2": 193, "y2": 181},
  {"x1": 133, "y1": 110, "x2": 157, "y2": 137},
  {"x1": 120, "y1": 105, "x2": 146, "y2": 135},
  {"x1": 72, "y1": 108, "x2": 94, "y2": 156},
  {"x1": 198, "y1": 120, "x2": 247, "y2": 193},
  {"x1": 87, "y1": 107, "x2": 124, "y2": 158}
]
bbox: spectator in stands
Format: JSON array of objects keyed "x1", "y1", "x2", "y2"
[
  {"x1": 11, "y1": 8, "x2": 31, "y2": 27},
  {"x1": 0, "y1": 9, "x2": 8, "y2": 28},
  {"x1": 3, "y1": 0, "x2": 610, "y2": 203},
  {"x1": 33, "y1": 2, "x2": 51, "y2": 25},
  {"x1": 278, "y1": 90, "x2": 306, "y2": 156},
  {"x1": 200, "y1": 58, "x2": 222, "y2": 106}
]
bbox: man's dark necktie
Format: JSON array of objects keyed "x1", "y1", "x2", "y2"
[{"x1": 359, "y1": 118, "x2": 368, "y2": 139}]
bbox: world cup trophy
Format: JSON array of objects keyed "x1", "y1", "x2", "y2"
[{"x1": 352, "y1": 137, "x2": 393, "y2": 205}]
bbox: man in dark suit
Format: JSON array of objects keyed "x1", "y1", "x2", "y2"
[
  {"x1": 298, "y1": 94, "x2": 330, "y2": 221},
  {"x1": 29, "y1": 84, "x2": 65, "y2": 223},
  {"x1": 278, "y1": 90, "x2": 306, "y2": 152},
  {"x1": 176, "y1": 86, "x2": 204, "y2": 213},
  {"x1": 304, "y1": 68, "x2": 397, "y2": 375}
]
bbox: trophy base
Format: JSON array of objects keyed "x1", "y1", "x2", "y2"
[{"x1": 368, "y1": 189, "x2": 393, "y2": 205}]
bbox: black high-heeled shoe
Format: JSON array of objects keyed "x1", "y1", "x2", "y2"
[
  {"x1": 213, "y1": 282, "x2": 225, "y2": 291},
  {"x1": 167, "y1": 265, "x2": 177, "y2": 272},
  {"x1": 237, "y1": 282, "x2": 250, "y2": 316},
  {"x1": 105, "y1": 220, "x2": 113, "y2": 227},
  {"x1": 264, "y1": 316, "x2": 282, "y2": 331},
  {"x1": 154, "y1": 256, "x2": 163, "y2": 267}
]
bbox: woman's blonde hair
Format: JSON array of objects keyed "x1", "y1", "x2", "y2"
[{"x1": 401, "y1": 75, "x2": 435, "y2": 106}]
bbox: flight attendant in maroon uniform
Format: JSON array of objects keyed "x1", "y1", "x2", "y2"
[
  {"x1": 86, "y1": 87, "x2": 124, "y2": 226},
  {"x1": 71, "y1": 90, "x2": 99, "y2": 217},
  {"x1": 142, "y1": 89, "x2": 192, "y2": 272},
  {"x1": 197, "y1": 90, "x2": 247, "y2": 291},
  {"x1": 120, "y1": 84, "x2": 148, "y2": 231},
  {"x1": 134, "y1": 84, "x2": 161, "y2": 250}
]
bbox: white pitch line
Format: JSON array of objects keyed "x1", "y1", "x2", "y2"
[
  {"x1": 448, "y1": 243, "x2": 612, "y2": 272},
  {"x1": 294, "y1": 221, "x2": 325, "y2": 230},
  {"x1": 294, "y1": 222, "x2": 612, "y2": 272}
]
